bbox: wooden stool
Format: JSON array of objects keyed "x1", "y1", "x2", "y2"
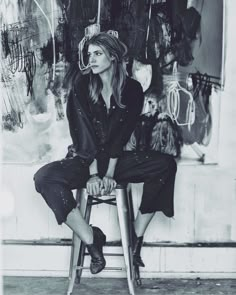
[{"x1": 67, "y1": 184, "x2": 139, "y2": 295}]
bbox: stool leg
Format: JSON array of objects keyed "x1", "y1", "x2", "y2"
[
  {"x1": 67, "y1": 234, "x2": 82, "y2": 295},
  {"x1": 127, "y1": 189, "x2": 142, "y2": 286},
  {"x1": 116, "y1": 188, "x2": 135, "y2": 295},
  {"x1": 68, "y1": 231, "x2": 77, "y2": 281},
  {"x1": 67, "y1": 189, "x2": 89, "y2": 295},
  {"x1": 76, "y1": 195, "x2": 93, "y2": 283}
]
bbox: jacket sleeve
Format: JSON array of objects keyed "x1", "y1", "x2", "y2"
[
  {"x1": 108, "y1": 81, "x2": 144, "y2": 158},
  {"x1": 66, "y1": 79, "x2": 97, "y2": 162}
]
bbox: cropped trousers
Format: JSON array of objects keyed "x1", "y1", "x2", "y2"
[{"x1": 34, "y1": 151, "x2": 177, "y2": 225}]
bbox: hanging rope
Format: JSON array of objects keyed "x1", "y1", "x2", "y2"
[
  {"x1": 50, "y1": 0, "x2": 56, "y2": 81},
  {"x1": 97, "y1": 0, "x2": 101, "y2": 25},
  {"x1": 145, "y1": 0, "x2": 153, "y2": 60},
  {"x1": 78, "y1": 0, "x2": 101, "y2": 71}
]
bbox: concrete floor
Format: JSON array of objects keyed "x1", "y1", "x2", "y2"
[{"x1": 3, "y1": 277, "x2": 236, "y2": 295}]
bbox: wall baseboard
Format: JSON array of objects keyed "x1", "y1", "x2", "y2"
[
  {"x1": 3, "y1": 239, "x2": 236, "y2": 247},
  {"x1": 2, "y1": 243, "x2": 236, "y2": 278}
]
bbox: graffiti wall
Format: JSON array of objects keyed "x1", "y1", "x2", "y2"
[
  {"x1": 0, "y1": 0, "x2": 225, "y2": 164},
  {"x1": 1, "y1": 0, "x2": 71, "y2": 163}
]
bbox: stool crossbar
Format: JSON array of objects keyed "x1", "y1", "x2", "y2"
[{"x1": 67, "y1": 184, "x2": 138, "y2": 295}]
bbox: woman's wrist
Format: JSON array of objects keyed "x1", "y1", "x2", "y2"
[
  {"x1": 104, "y1": 174, "x2": 114, "y2": 179},
  {"x1": 90, "y1": 173, "x2": 99, "y2": 178}
]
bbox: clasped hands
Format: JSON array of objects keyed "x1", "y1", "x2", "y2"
[{"x1": 86, "y1": 175, "x2": 117, "y2": 196}]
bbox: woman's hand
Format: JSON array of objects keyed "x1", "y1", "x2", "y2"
[
  {"x1": 102, "y1": 176, "x2": 117, "y2": 195},
  {"x1": 86, "y1": 175, "x2": 103, "y2": 196}
]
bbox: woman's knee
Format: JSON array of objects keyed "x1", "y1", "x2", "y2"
[{"x1": 33, "y1": 164, "x2": 52, "y2": 193}]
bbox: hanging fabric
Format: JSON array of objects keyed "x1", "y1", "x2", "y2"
[
  {"x1": 165, "y1": 0, "x2": 201, "y2": 66},
  {"x1": 150, "y1": 115, "x2": 183, "y2": 157},
  {"x1": 124, "y1": 89, "x2": 183, "y2": 157},
  {"x1": 165, "y1": 0, "x2": 188, "y2": 41},
  {"x1": 138, "y1": 0, "x2": 172, "y2": 64},
  {"x1": 124, "y1": 112, "x2": 182, "y2": 157},
  {"x1": 145, "y1": 89, "x2": 183, "y2": 157},
  {"x1": 132, "y1": 59, "x2": 152, "y2": 92},
  {"x1": 110, "y1": 0, "x2": 147, "y2": 59}
]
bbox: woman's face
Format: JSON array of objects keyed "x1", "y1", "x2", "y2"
[{"x1": 88, "y1": 44, "x2": 113, "y2": 75}]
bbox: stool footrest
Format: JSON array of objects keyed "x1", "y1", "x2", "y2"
[
  {"x1": 83, "y1": 252, "x2": 124, "y2": 257},
  {"x1": 75, "y1": 266, "x2": 125, "y2": 271}
]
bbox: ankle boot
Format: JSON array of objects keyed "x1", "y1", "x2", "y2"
[
  {"x1": 86, "y1": 226, "x2": 106, "y2": 274},
  {"x1": 133, "y1": 236, "x2": 145, "y2": 267}
]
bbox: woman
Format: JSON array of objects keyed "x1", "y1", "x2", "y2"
[{"x1": 34, "y1": 32, "x2": 177, "y2": 275}]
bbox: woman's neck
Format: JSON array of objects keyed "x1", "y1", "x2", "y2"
[
  {"x1": 99, "y1": 67, "x2": 113, "y2": 92},
  {"x1": 99, "y1": 68, "x2": 113, "y2": 110}
]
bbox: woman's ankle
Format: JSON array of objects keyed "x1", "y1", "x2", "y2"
[{"x1": 85, "y1": 225, "x2": 94, "y2": 245}]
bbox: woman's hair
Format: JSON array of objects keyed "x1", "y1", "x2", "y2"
[{"x1": 86, "y1": 32, "x2": 128, "y2": 108}]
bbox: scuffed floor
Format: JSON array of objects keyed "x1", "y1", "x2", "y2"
[{"x1": 3, "y1": 277, "x2": 236, "y2": 295}]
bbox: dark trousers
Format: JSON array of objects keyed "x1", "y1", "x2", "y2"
[{"x1": 34, "y1": 151, "x2": 177, "y2": 225}]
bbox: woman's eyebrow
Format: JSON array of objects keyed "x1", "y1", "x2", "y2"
[{"x1": 88, "y1": 50, "x2": 103, "y2": 54}]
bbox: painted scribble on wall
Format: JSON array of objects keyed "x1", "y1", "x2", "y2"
[
  {"x1": 1, "y1": 0, "x2": 71, "y2": 163},
  {"x1": 0, "y1": 0, "x2": 224, "y2": 164}
]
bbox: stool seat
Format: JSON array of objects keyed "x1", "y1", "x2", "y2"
[{"x1": 67, "y1": 185, "x2": 139, "y2": 295}]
